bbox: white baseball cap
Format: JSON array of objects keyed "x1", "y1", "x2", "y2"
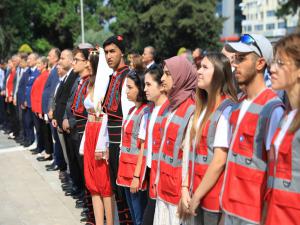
[{"x1": 225, "y1": 34, "x2": 273, "y2": 66}]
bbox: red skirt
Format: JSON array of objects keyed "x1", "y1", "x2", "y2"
[{"x1": 83, "y1": 121, "x2": 112, "y2": 197}]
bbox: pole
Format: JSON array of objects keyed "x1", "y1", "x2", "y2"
[{"x1": 80, "y1": 0, "x2": 85, "y2": 43}]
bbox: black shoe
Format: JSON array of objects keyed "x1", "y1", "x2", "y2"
[
  {"x1": 76, "y1": 201, "x2": 84, "y2": 208},
  {"x1": 30, "y1": 147, "x2": 39, "y2": 152},
  {"x1": 65, "y1": 187, "x2": 82, "y2": 197},
  {"x1": 46, "y1": 165, "x2": 60, "y2": 171},
  {"x1": 31, "y1": 150, "x2": 39, "y2": 155},
  {"x1": 73, "y1": 190, "x2": 85, "y2": 200},
  {"x1": 45, "y1": 162, "x2": 56, "y2": 168},
  {"x1": 24, "y1": 141, "x2": 33, "y2": 147},
  {"x1": 4, "y1": 130, "x2": 11, "y2": 134},
  {"x1": 37, "y1": 155, "x2": 53, "y2": 161}
]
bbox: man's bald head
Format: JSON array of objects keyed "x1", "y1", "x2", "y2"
[{"x1": 59, "y1": 49, "x2": 73, "y2": 71}]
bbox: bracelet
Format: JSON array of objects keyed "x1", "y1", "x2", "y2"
[
  {"x1": 181, "y1": 185, "x2": 189, "y2": 189},
  {"x1": 133, "y1": 175, "x2": 140, "y2": 179}
]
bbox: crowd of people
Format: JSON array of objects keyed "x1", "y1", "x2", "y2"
[{"x1": 0, "y1": 32, "x2": 299, "y2": 225}]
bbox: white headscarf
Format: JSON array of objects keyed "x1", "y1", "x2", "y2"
[{"x1": 93, "y1": 47, "x2": 113, "y2": 116}]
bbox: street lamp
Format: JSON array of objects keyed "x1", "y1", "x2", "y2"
[{"x1": 80, "y1": 0, "x2": 85, "y2": 43}]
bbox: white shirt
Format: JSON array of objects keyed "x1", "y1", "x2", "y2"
[
  {"x1": 0, "y1": 68, "x2": 4, "y2": 90},
  {"x1": 146, "y1": 105, "x2": 162, "y2": 167},
  {"x1": 53, "y1": 74, "x2": 66, "y2": 97},
  {"x1": 213, "y1": 106, "x2": 232, "y2": 148},
  {"x1": 273, "y1": 109, "x2": 297, "y2": 157},
  {"x1": 146, "y1": 61, "x2": 155, "y2": 68},
  {"x1": 121, "y1": 77, "x2": 135, "y2": 124},
  {"x1": 233, "y1": 95, "x2": 284, "y2": 151}
]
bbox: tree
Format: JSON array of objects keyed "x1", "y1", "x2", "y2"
[
  {"x1": 277, "y1": 0, "x2": 300, "y2": 32},
  {"x1": 0, "y1": 0, "x2": 106, "y2": 59},
  {"x1": 107, "y1": 0, "x2": 223, "y2": 58}
]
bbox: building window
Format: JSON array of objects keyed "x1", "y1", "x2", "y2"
[
  {"x1": 266, "y1": 10, "x2": 275, "y2": 17},
  {"x1": 266, "y1": 23, "x2": 275, "y2": 30},
  {"x1": 278, "y1": 22, "x2": 286, "y2": 28},
  {"x1": 247, "y1": 25, "x2": 252, "y2": 31},
  {"x1": 255, "y1": 24, "x2": 263, "y2": 31}
]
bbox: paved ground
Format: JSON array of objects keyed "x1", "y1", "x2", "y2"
[{"x1": 0, "y1": 132, "x2": 82, "y2": 225}]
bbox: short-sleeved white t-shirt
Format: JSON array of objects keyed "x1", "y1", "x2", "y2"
[
  {"x1": 233, "y1": 98, "x2": 284, "y2": 151},
  {"x1": 273, "y1": 109, "x2": 297, "y2": 157},
  {"x1": 146, "y1": 105, "x2": 162, "y2": 168}
]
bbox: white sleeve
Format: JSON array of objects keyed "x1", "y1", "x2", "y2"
[
  {"x1": 213, "y1": 106, "x2": 232, "y2": 148},
  {"x1": 181, "y1": 116, "x2": 193, "y2": 183},
  {"x1": 121, "y1": 78, "x2": 135, "y2": 125},
  {"x1": 138, "y1": 113, "x2": 148, "y2": 140},
  {"x1": 265, "y1": 106, "x2": 284, "y2": 151},
  {"x1": 79, "y1": 128, "x2": 86, "y2": 155},
  {"x1": 95, "y1": 114, "x2": 109, "y2": 152}
]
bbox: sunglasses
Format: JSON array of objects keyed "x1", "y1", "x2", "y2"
[{"x1": 240, "y1": 34, "x2": 263, "y2": 58}]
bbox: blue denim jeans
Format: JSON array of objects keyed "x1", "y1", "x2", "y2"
[{"x1": 124, "y1": 187, "x2": 148, "y2": 225}]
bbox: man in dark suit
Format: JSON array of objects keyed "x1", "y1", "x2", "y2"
[
  {"x1": 51, "y1": 49, "x2": 82, "y2": 196},
  {"x1": 142, "y1": 46, "x2": 158, "y2": 69},
  {"x1": 20, "y1": 53, "x2": 40, "y2": 147}
]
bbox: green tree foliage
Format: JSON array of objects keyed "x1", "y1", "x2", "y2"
[
  {"x1": 0, "y1": 0, "x2": 105, "y2": 59},
  {"x1": 107, "y1": 0, "x2": 223, "y2": 57},
  {"x1": 277, "y1": 0, "x2": 300, "y2": 32}
]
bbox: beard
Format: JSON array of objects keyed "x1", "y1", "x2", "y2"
[{"x1": 236, "y1": 70, "x2": 256, "y2": 86}]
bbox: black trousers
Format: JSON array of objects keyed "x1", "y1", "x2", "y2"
[
  {"x1": 40, "y1": 119, "x2": 53, "y2": 155},
  {"x1": 64, "y1": 128, "x2": 85, "y2": 190},
  {"x1": 7, "y1": 102, "x2": 19, "y2": 136},
  {"x1": 0, "y1": 95, "x2": 6, "y2": 125},
  {"x1": 142, "y1": 167, "x2": 156, "y2": 225},
  {"x1": 32, "y1": 112, "x2": 45, "y2": 152},
  {"x1": 23, "y1": 108, "x2": 35, "y2": 143},
  {"x1": 107, "y1": 116, "x2": 133, "y2": 224}
]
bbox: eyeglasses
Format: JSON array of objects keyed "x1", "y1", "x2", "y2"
[
  {"x1": 271, "y1": 58, "x2": 291, "y2": 69},
  {"x1": 73, "y1": 58, "x2": 86, "y2": 63},
  {"x1": 240, "y1": 34, "x2": 263, "y2": 58},
  {"x1": 89, "y1": 50, "x2": 99, "y2": 56}
]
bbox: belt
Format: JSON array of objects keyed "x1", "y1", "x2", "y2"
[{"x1": 88, "y1": 114, "x2": 102, "y2": 122}]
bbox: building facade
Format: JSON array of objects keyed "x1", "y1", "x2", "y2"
[{"x1": 240, "y1": 0, "x2": 299, "y2": 41}]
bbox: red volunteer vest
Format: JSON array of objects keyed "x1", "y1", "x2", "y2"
[
  {"x1": 157, "y1": 97, "x2": 195, "y2": 205},
  {"x1": 6, "y1": 68, "x2": 16, "y2": 98},
  {"x1": 117, "y1": 104, "x2": 148, "y2": 189},
  {"x1": 221, "y1": 89, "x2": 283, "y2": 223},
  {"x1": 31, "y1": 70, "x2": 49, "y2": 113},
  {"x1": 189, "y1": 98, "x2": 235, "y2": 212},
  {"x1": 141, "y1": 100, "x2": 170, "y2": 199},
  {"x1": 265, "y1": 114, "x2": 300, "y2": 225}
]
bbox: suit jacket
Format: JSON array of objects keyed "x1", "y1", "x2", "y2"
[
  {"x1": 42, "y1": 66, "x2": 59, "y2": 114},
  {"x1": 25, "y1": 67, "x2": 40, "y2": 108},
  {"x1": 17, "y1": 68, "x2": 30, "y2": 106},
  {"x1": 53, "y1": 70, "x2": 78, "y2": 127}
]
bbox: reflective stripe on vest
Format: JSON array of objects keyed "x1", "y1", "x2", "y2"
[
  {"x1": 141, "y1": 100, "x2": 170, "y2": 199},
  {"x1": 265, "y1": 124, "x2": 300, "y2": 225},
  {"x1": 189, "y1": 98, "x2": 235, "y2": 212},
  {"x1": 221, "y1": 88, "x2": 284, "y2": 224},
  {"x1": 156, "y1": 98, "x2": 195, "y2": 205},
  {"x1": 120, "y1": 104, "x2": 148, "y2": 155},
  {"x1": 117, "y1": 104, "x2": 148, "y2": 189}
]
